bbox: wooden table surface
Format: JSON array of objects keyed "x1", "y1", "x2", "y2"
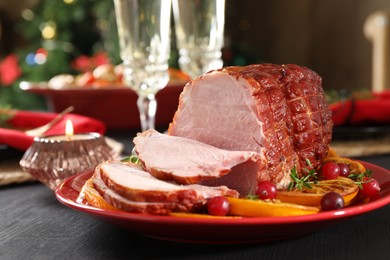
[{"x1": 1, "y1": 131, "x2": 389, "y2": 260}]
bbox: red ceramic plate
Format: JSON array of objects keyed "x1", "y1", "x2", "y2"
[{"x1": 55, "y1": 161, "x2": 390, "y2": 244}]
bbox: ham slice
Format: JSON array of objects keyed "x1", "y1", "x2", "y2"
[
  {"x1": 134, "y1": 129, "x2": 263, "y2": 195},
  {"x1": 169, "y1": 64, "x2": 333, "y2": 188},
  {"x1": 92, "y1": 161, "x2": 239, "y2": 214}
]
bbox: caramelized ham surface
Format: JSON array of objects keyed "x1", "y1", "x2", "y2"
[
  {"x1": 134, "y1": 129, "x2": 263, "y2": 195},
  {"x1": 92, "y1": 161, "x2": 239, "y2": 214},
  {"x1": 169, "y1": 64, "x2": 333, "y2": 188}
]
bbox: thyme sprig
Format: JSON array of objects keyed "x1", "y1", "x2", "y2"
[
  {"x1": 121, "y1": 147, "x2": 140, "y2": 164},
  {"x1": 121, "y1": 154, "x2": 140, "y2": 164},
  {"x1": 287, "y1": 159, "x2": 318, "y2": 191},
  {"x1": 348, "y1": 169, "x2": 373, "y2": 189},
  {"x1": 246, "y1": 194, "x2": 259, "y2": 200}
]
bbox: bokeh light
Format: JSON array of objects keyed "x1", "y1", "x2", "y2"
[
  {"x1": 35, "y1": 53, "x2": 47, "y2": 65},
  {"x1": 25, "y1": 53, "x2": 36, "y2": 65},
  {"x1": 41, "y1": 22, "x2": 56, "y2": 40},
  {"x1": 21, "y1": 9, "x2": 35, "y2": 21},
  {"x1": 25, "y1": 49, "x2": 48, "y2": 66}
]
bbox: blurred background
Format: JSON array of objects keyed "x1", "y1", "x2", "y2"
[
  {"x1": 225, "y1": 0, "x2": 390, "y2": 91},
  {"x1": 1, "y1": 0, "x2": 390, "y2": 110}
]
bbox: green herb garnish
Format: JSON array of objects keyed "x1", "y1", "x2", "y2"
[
  {"x1": 121, "y1": 154, "x2": 140, "y2": 164},
  {"x1": 348, "y1": 169, "x2": 373, "y2": 189},
  {"x1": 246, "y1": 194, "x2": 259, "y2": 200},
  {"x1": 287, "y1": 159, "x2": 318, "y2": 191}
]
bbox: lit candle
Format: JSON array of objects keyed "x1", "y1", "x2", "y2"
[
  {"x1": 45, "y1": 120, "x2": 96, "y2": 141},
  {"x1": 20, "y1": 121, "x2": 119, "y2": 191},
  {"x1": 65, "y1": 119, "x2": 73, "y2": 141}
]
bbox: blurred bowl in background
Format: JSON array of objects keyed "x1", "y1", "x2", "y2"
[{"x1": 20, "y1": 81, "x2": 186, "y2": 130}]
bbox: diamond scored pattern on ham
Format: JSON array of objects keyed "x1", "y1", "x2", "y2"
[{"x1": 169, "y1": 64, "x2": 332, "y2": 189}]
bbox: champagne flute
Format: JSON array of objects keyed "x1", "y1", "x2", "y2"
[
  {"x1": 113, "y1": 0, "x2": 172, "y2": 131},
  {"x1": 172, "y1": 0, "x2": 225, "y2": 79}
]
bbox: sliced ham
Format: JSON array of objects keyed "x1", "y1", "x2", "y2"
[
  {"x1": 92, "y1": 161, "x2": 239, "y2": 214},
  {"x1": 133, "y1": 129, "x2": 263, "y2": 195},
  {"x1": 168, "y1": 64, "x2": 333, "y2": 188}
]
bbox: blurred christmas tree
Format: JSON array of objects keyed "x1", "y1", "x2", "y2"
[
  {"x1": 0, "y1": 0, "x2": 261, "y2": 111},
  {"x1": 0, "y1": 0, "x2": 119, "y2": 110}
]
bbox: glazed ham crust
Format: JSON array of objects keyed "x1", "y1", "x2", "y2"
[{"x1": 168, "y1": 64, "x2": 333, "y2": 188}]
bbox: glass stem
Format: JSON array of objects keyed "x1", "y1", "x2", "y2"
[{"x1": 137, "y1": 94, "x2": 157, "y2": 131}]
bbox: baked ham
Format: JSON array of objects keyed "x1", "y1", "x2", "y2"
[
  {"x1": 133, "y1": 129, "x2": 263, "y2": 195},
  {"x1": 168, "y1": 64, "x2": 333, "y2": 188},
  {"x1": 84, "y1": 63, "x2": 333, "y2": 215},
  {"x1": 92, "y1": 161, "x2": 239, "y2": 214}
]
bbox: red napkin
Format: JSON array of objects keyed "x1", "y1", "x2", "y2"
[
  {"x1": 331, "y1": 90, "x2": 390, "y2": 126},
  {"x1": 0, "y1": 110, "x2": 106, "y2": 150}
]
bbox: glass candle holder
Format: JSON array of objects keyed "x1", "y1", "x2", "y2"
[{"x1": 20, "y1": 133, "x2": 119, "y2": 191}]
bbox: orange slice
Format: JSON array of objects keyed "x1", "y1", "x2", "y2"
[
  {"x1": 325, "y1": 147, "x2": 339, "y2": 158},
  {"x1": 322, "y1": 157, "x2": 366, "y2": 175},
  {"x1": 81, "y1": 178, "x2": 118, "y2": 211},
  {"x1": 226, "y1": 197, "x2": 319, "y2": 217},
  {"x1": 276, "y1": 177, "x2": 359, "y2": 207},
  {"x1": 169, "y1": 212, "x2": 241, "y2": 219}
]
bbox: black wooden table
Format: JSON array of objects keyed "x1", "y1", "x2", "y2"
[{"x1": 1, "y1": 131, "x2": 389, "y2": 260}]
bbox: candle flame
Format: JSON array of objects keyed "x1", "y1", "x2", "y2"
[{"x1": 65, "y1": 119, "x2": 73, "y2": 140}]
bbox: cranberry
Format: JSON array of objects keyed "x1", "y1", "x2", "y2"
[
  {"x1": 255, "y1": 181, "x2": 277, "y2": 200},
  {"x1": 321, "y1": 162, "x2": 340, "y2": 180},
  {"x1": 360, "y1": 177, "x2": 381, "y2": 197},
  {"x1": 321, "y1": 192, "x2": 345, "y2": 211},
  {"x1": 207, "y1": 196, "x2": 230, "y2": 216},
  {"x1": 338, "y1": 163, "x2": 350, "y2": 177}
]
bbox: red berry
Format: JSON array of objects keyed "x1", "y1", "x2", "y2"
[
  {"x1": 207, "y1": 196, "x2": 230, "y2": 216},
  {"x1": 338, "y1": 163, "x2": 350, "y2": 177},
  {"x1": 321, "y1": 192, "x2": 344, "y2": 211},
  {"x1": 321, "y1": 162, "x2": 340, "y2": 180},
  {"x1": 255, "y1": 181, "x2": 277, "y2": 200},
  {"x1": 360, "y1": 177, "x2": 380, "y2": 197}
]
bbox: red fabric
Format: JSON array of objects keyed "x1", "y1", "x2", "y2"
[
  {"x1": 0, "y1": 110, "x2": 106, "y2": 150},
  {"x1": 0, "y1": 54, "x2": 22, "y2": 85},
  {"x1": 331, "y1": 90, "x2": 390, "y2": 126}
]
